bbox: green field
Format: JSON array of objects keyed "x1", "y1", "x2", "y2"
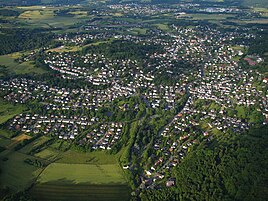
[
  {"x1": 0, "y1": 54, "x2": 46, "y2": 75},
  {"x1": 20, "y1": 136, "x2": 51, "y2": 154},
  {"x1": 57, "y1": 150, "x2": 118, "y2": 164},
  {"x1": 34, "y1": 147, "x2": 60, "y2": 161},
  {"x1": 0, "y1": 98, "x2": 26, "y2": 124},
  {"x1": 30, "y1": 157, "x2": 130, "y2": 201},
  {"x1": 31, "y1": 184, "x2": 130, "y2": 201},
  {"x1": 37, "y1": 163, "x2": 126, "y2": 184},
  {"x1": 0, "y1": 151, "x2": 43, "y2": 191}
]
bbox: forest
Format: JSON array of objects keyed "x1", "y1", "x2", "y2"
[{"x1": 0, "y1": 29, "x2": 54, "y2": 55}]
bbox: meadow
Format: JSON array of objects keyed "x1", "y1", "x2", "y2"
[
  {"x1": 0, "y1": 54, "x2": 46, "y2": 75},
  {"x1": 0, "y1": 151, "x2": 43, "y2": 191},
  {"x1": 30, "y1": 150, "x2": 130, "y2": 201},
  {"x1": 37, "y1": 163, "x2": 126, "y2": 184},
  {"x1": 31, "y1": 183, "x2": 130, "y2": 201},
  {"x1": 0, "y1": 98, "x2": 26, "y2": 124}
]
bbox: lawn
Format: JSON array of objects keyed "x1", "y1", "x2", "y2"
[
  {"x1": 0, "y1": 98, "x2": 26, "y2": 124},
  {"x1": 37, "y1": 163, "x2": 127, "y2": 185}
]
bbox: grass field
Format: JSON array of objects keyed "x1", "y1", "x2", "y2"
[
  {"x1": 0, "y1": 54, "x2": 46, "y2": 75},
  {"x1": 0, "y1": 98, "x2": 26, "y2": 124},
  {"x1": 0, "y1": 136, "x2": 11, "y2": 147},
  {"x1": 129, "y1": 28, "x2": 147, "y2": 35},
  {"x1": 30, "y1": 161, "x2": 130, "y2": 201},
  {"x1": 34, "y1": 147, "x2": 60, "y2": 161},
  {"x1": 17, "y1": 8, "x2": 87, "y2": 29},
  {"x1": 57, "y1": 150, "x2": 118, "y2": 164},
  {"x1": 0, "y1": 151, "x2": 43, "y2": 191},
  {"x1": 20, "y1": 136, "x2": 51, "y2": 154},
  {"x1": 37, "y1": 163, "x2": 126, "y2": 184},
  {"x1": 154, "y1": 23, "x2": 170, "y2": 31},
  {"x1": 31, "y1": 183, "x2": 130, "y2": 201},
  {"x1": 47, "y1": 45, "x2": 83, "y2": 53},
  {"x1": 6, "y1": 134, "x2": 32, "y2": 149},
  {"x1": 187, "y1": 13, "x2": 234, "y2": 21}
]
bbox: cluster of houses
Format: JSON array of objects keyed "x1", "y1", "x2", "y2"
[
  {"x1": 55, "y1": 32, "x2": 115, "y2": 46},
  {"x1": 8, "y1": 113, "x2": 124, "y2": 150},
  {"x1": 107, "y1": 4, "x2": 181, "y2": 16},
  {"x1": 81, "y1": 122, "x2": 123, "y2": 150},
  {"x1": 9, "y1": 114, "x2": 96, "y2": 139},
  {"x1": 136, "y1": 25, "x2": 267, "y2": 189}
]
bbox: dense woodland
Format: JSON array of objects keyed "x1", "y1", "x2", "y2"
[{"x1": 0, "y1": 29, "x2": 55, "y2": 55}]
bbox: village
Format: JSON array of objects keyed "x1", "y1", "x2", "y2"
[{"x1": 0, "y1": 20, "x2": 267, "y2": 189}]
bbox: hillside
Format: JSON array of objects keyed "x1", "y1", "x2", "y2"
[{"x1": 141, "y1": 125, "x2": 268, "y2": 201}]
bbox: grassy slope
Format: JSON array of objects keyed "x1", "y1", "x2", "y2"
[
  {"x1": 0, "y1": 151, "x2": 43, "y2": 191},
  {"x1": 0, "y1": 99, "x2": 26, "y2": 124},
  {"x1": 0, "y1": 54, "x2": 46, "y2": 75}
]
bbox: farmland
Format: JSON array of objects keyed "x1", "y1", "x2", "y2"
[
  {"x1": 37, "y1": 163, "x2": 127, "y2": 184},
  {"x1": 30, "y1": 152, "x2": 130, "y2": 201}
]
